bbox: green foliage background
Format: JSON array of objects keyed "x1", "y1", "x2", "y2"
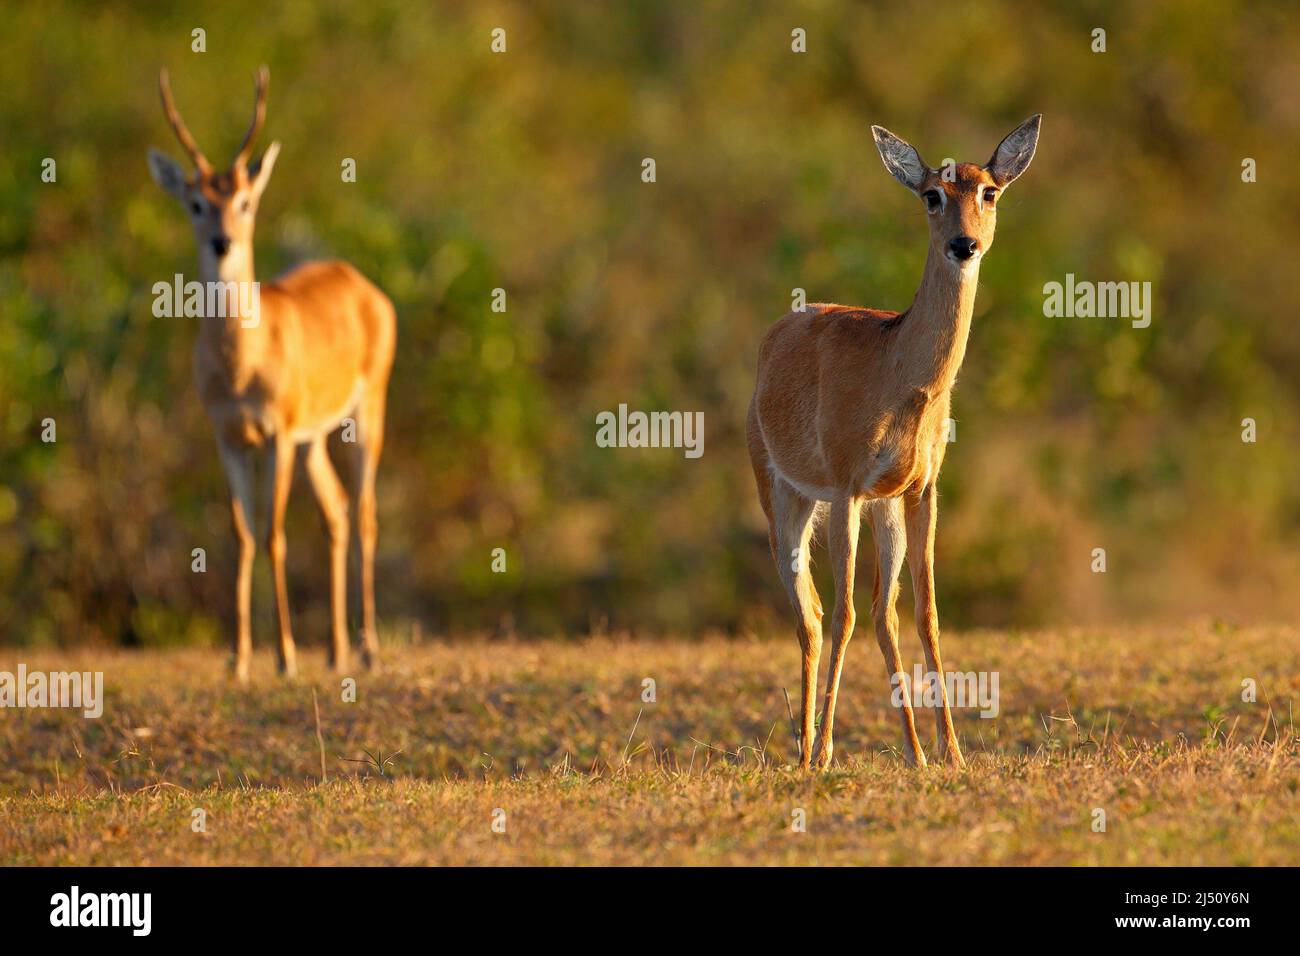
[{"x1": 2, "y1": 0, "x2": 1297, "y2": 647}]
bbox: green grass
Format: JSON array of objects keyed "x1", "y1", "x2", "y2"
[{"x1": 2, "y1": 623, "x2": 1296, "y2": 864}]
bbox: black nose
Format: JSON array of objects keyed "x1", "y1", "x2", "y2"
[
  {"x1": 949, "y1": 237, "x2": 978, "y2": 260},
  {"x1": 211, "y1": 237, "x2": 231, "y2": 257}
]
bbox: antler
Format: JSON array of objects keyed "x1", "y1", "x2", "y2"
[
  {"x1": 233, "y1": 66, "x2": 270, "y2": 171},
  {"x1": 158, "y1": 68, "x2": 212, "y2": 177}
]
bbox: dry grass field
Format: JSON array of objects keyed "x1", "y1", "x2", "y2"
[{"x1": 2, "y1": 623, "x2": 1297, "y2": 865}]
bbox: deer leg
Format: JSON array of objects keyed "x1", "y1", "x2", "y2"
[
  {"x1": 354, "y1": 391, "x2": 386, "y2": 668},
  {"x1": 218, "y1": 441, "x2": 256, "y2": 685},
  {"x1": 263, "y1": 435, "x2": 298, "y2": 678},
  {"x1": 770, "y1": 479, "x2": 823, "y2": 771},
  {"x1": 869, "y1": 497, "x2": 926, "y2": 767},
  {"x1": 905, "y1": 484, "x2": 965, "y2": 766},
  {"x1": 812, "y1": 495, "x2": 862, "y2": 770},
  {"x1": 305, "y1": 437, "x2": 351, "y2": 673}
]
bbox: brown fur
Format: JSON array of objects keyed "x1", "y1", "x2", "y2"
[
  {"x1": 748, "y1": 117, "x2": 1041, "y2": 770},
  {"x1": 149, "y1": 68, "x2": 396, "y2": 682}
]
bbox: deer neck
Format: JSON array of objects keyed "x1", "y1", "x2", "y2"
[
  {"x1": 896, "y1": 248, "x2": 980, "y2": 396},
  {"x1": 196, "y1": 243, "x2": 267, "y2": 388}
]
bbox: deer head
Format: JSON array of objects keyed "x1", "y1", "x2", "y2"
[
  {"x1": 871, "y1": 115, "x2": 1041, "y2": 270},
  {"x1": 147, "y1": 66, "x2": 281, "y2": 278}
]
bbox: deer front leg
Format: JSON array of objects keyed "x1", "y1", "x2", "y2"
[
  {"x1": 305, "y1": 437, "x2": 351, "y2": 673},
  {"x1": 812, "y1": 495, "x2": 862, "y2": 770},
  {"x1": 263, "y1": 435, "x2": 298, "y2": 678},
  {"x1": 905, "y1": 484, "x2": 965, "y2": 766},
  {"x1": 218, "y1": 441, "x2": 256, "y2": 685},
  {"x1": 869, "y1": 498, "x2": 926, "y2": 767}
]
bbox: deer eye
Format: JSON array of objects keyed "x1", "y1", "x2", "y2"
[
  {"x1": 923, "y1": 189, "x2": 942, "y2": 212},
  {"x1": 239, "y1": 198, "x2": 251, "y2": 213},
  {"x1": 983, "y1": 188, "x2": 998, "y2": 205},
  {"x1": 189, "y1": 200, "x2": 203, "y2": 216}
]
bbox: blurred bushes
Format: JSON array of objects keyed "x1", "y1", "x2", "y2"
[{"x1": 1, "y1": 0, "x2": 1297, "y2": 646}]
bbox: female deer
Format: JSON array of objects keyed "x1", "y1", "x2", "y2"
[{"x1": 747, "y1": 116, "x2": 1041, "y2": 769}]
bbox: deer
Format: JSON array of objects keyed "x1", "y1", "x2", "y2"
[
  {"x1": 746, "y1": 115, "x2": 1041, "y2": 770},
  {"x1": 147, "y1": 67, "x2": 397, "y2": 683}
]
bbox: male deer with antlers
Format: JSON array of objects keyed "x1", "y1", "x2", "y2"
[
  {"x1": 747, "y1": 116, "x2": 1041, "y2": 769},
  {"x1": 148, "y1": 67, "x2": 396, "y2": 682}
]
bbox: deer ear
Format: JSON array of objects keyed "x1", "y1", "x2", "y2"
[
  {"x1": 147, "y1": 148, "x2": 190, "y2": 201},
  {"x1": 986, "y1": 114, "x2": 1041, "y2": 188},
  {"x1": 248, "y1": 141, "x2": 281, "y2": 197},
  {"x1": 871, "y1": 125, "x2": 930, "y2": 193}
]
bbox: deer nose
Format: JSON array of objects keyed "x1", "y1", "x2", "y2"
[
  {"x1": 948, "y1": 237, "x2": 978, "y2": 260},
  {"x1": 211, "y1": 236, "x2": 231, "y2": 257}
]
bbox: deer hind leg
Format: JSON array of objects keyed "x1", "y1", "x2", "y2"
[
  {"x1": 869, "y1": 497, "x2": 926, "y2": 767},
  {"x1": 218, "y1": 441, "x2": 256, "y2": 685},
  {"x1": 770, "y1": 478, "x2": 824, "y2": 771},
  {"x1": 904, "y1": 484, "x2": 965, "y2": 766},
  {"x1": 305, "y1": 437, "x2": 351, "y2": 673},
  {"x1": 263, "y1": 435, "x2": 298, "y2": 678},
  {"x1": 812, "y1": 495, "x2": 863, "y2": 770},
  {"x1": 353, "y1": 388, "x2": 387, "y2": 668}
]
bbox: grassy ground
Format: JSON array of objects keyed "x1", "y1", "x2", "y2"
[{"x1": 1, "y1": 623, "x2": 1296, "y2": 865}]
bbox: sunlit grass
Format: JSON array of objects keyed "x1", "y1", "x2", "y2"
[{"x1": 1, "y1": 623, "x2": 1296, "y2": 864}]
